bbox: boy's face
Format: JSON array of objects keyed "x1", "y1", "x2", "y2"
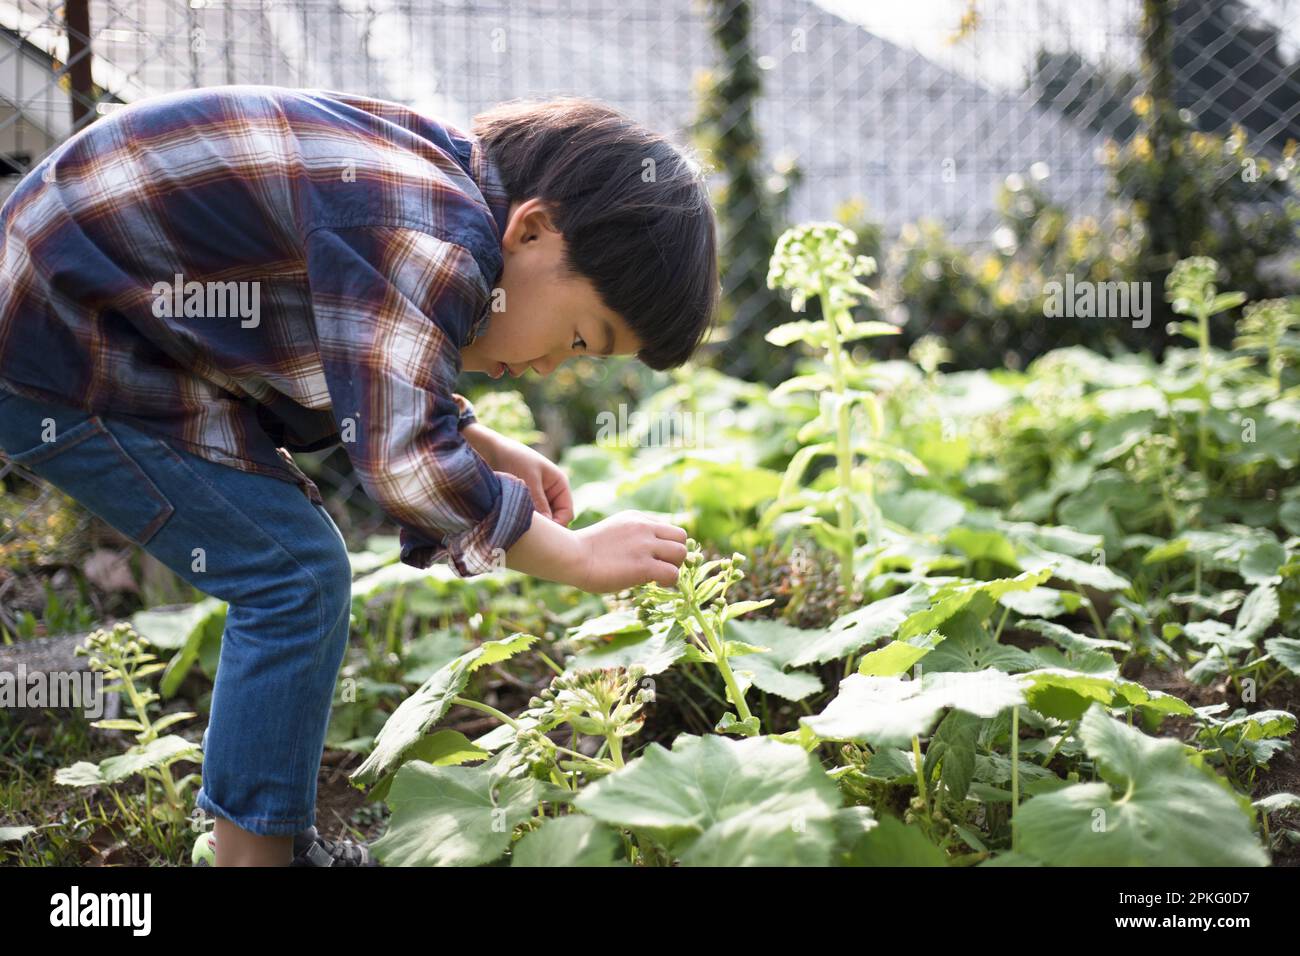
[{"x1": 460, "y1": 198, "x2": 642, "y2": 379}]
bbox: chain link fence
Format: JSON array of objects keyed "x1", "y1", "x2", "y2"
[{"x1": 2, "y1": 0, "x2": 1298, "y2": 625}]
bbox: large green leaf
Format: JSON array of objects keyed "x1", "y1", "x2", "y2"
[
  {"x1": 801, "y1": 670, "x2": 1026, "y2": 747},
  {"x1": 370, "y1": 755, "x2": 548, "y2": 867},
  {"x1": 923, "y1": 710, "x2": 981, "y2": 802},
  {"x1": 1233, "y1": 585, "x2": 1278, "y2": 646},
  {"x1": 351, "y1": 634, "x2": 537, "y2": 786},
  {"x1": 565, "y1": 621, "x2": 686, "y2": 676},
  {"x1": 921, "y1": 605, "x2": 1038, "y2": 674},
  {"x1": 789, "y1": 586, "x2": 931, "y2": 666},
  {"x1": 997, "y1": 587, "x2": 1084, "y2": 620},
  {"x1": 1015, "y1": 619, "x2": 1127, "y2": 654},
  {"x1": 1265, "y1": 637, "x2": 1300, "y2": 676},
  {"x1": 574, "y1": 734, "x2": 841, "y2": 866},
  {"x1": 856, "y1": 631, "x2": 945, "y2": 677},
  {"x1": 724, "y1": 619, "x2": 824, "y2": 701},
  {"x1": 510, "y1": 815, "x2": 626, "y2": 867},
  {"x1": 897, "y1": 568, "x2": 1052, "y2": 640},
  {"x1": 1018, "y1": 546, "x2": 1131, "y2": 592},
  {"x1": 55, "y1": 735, "x2": 201, "y2": 787},
  {"x1": 843, "y1": 816, "x2": 947, "y2": 866},
  {"x1": 1014, "y1": 703, "x2": 1268, "y2": 866},
  {"x1": 1021, "y1": 669, "x2": 1118, "y2": 721}
]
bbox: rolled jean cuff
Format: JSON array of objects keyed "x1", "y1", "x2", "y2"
[{"x1": 195, "y1": 787, "x2": 314, "y2": 838}]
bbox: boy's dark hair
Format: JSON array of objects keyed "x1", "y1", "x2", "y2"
[{"x1": 472, "y1": 96, "x2": 719, "y2": 371}]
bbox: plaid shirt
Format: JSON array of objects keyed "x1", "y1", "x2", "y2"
[{"x1": 0, "y1": 85, "x2": 534, "y2": 575}]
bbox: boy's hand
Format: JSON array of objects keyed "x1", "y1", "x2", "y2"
[
  {"x1": 572, "y1": 511, "x2": 688, "y2": 592},
  {"x1": 464, "y1": 423, "x2": 574, "y2": 525}
]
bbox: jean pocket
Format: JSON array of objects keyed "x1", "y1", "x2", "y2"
[{"x1": 3, "y1": 413, "x2": 176, "y2": 547}]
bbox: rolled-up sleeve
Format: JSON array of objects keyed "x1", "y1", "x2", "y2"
[
  {"x1": 305, "y1": 225, "x2": 534, "y2": 575},
  {"x1": 452, "y1": 392, "x2": 478, "y2": 430}
]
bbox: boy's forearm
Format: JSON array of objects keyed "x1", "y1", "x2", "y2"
[
  {"x1": 461, "y1": 421, "x2": 499, "y2": 466},
  {"x1": 504, "y1": 512, "x2": 587, "y2": 588}
]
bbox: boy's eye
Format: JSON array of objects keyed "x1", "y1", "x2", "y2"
[{"x1": 573, "y1": 332, "x2": 587, "y2": 351}]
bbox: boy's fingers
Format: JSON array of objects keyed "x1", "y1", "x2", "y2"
[
  {"x1": 650, "y1": 560, "x2": 681, "y2": 588},
  {"x1": 653, "y1": 539, "x2": 689, "y2": 566},
  {"x1": 545, "y1": 472, "x2": 574, "y2": 526},
  {"x1": 528, "y1": 484, "x2": 552, "y2": 519},
  {"x1": 655, "y1": 524, "x2": 688, "y2": 543},
  {"x1": 543, "y1": 463, "x2": 574, "y2": 522}
]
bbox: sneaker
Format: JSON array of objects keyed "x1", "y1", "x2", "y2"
[
  {"x1": 291, "y1": 825, "x2": 381, "y2": 867},
  {"x1": 190, "y1": 826, "x2": 380, "y2": 866},
  {"x1": 191, "y1": 831, "x2": 217, "y2": 866}
]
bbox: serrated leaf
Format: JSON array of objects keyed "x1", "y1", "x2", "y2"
[
  {"x1": 1014, "y1": 703, "x2": 1268, "y2": 866},
  {"x1": 351, "y1": 634, "x2": 535, "y2": 786},
  {"x1": 789, "y1": 586, "x2": 931, "y2": 666},
  {"x1": 1232, "y1": 585, "x2": 1278, "y2": 646},
  {"x1": 856, "y1": 631, "x2": 945, "y2": 676},
  {"x1": 566, "y1": 621, "x2": 687, "y2": 676},
  {"x1": 997, "y1": 587, "x2": 1083, "y2": 619},
  {"x1": 1240, "y1": 539, "x2": 1286, "y2": 585},
  {"x1": 405, "y1": 729, "x2": 489, "y2": 767},
  {"x1": 898, "y1": 568, "x2": 1053, "y2": 640},
  {"x1": 1019, "y1": 546, "x2": 1131, "y2": 592},
  {"x1": 843, "y1": 816, "x2": 946, "y2": 866},
  {"x1": 801, "y1": 670, "x2": 1026, "y2": 747},
  {"x1": 922, "y1": 605, "x2": 1039, "y2": 674},
  {"x1": 1021, "y1": 669, "x2": 1118, "y2": 721},
  {"x1": 55, "y1": 735, "x2": 201, "y2": 787},
  {"x1": 370, "y1": 754, "x2": 546, "y2": 867},
  {"x1": 1264, "y1": 637, "x2": 1300, "y2": 676},
  {"x1": 510, "y1": 815, "x2": 626, "y2": 867},
  {"x1": 1016, "y1": 618, "x2": 1127, "y2": 653},
  {"x1": 574, "y1": 734, "x2": 841, "y2": 866},
  {"x1": 923, "y1": 709, "x2": 980, "y2": 802}
]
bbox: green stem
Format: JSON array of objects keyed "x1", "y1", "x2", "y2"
[
  {"x1": 452, "y1": 696, "x2": 520, "y2": 729},
  {"x1": 1081, "y1": 592, "x2": 1107, "y2": 642},
  {"x1": 911, "y1": 735, "x2": 929, "y2": 815},
  {"x1": 992, "y1": 605, "x2": 1011, "y2": 642},
  {"x1": 1197, "y1": 305, "x2": 1210, "y2": 473},
  {"x1": 1010, "y1": 706, "x2": 1020, "y2": 851},
  {"x1": 689, "y1": 604, "x2": 754, "y2": 724},
  {"x1": 1040, "y1": 719, "x2": 1076, "y2": 769},
  {"x1": 821, "y1": 276, "x2": 858, "y2": 599}
]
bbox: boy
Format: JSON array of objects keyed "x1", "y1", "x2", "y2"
[{"x1": 0, "y1": 87, "x2": 718, "y2": 865}]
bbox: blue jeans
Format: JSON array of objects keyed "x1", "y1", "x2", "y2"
[{"x1": 0, "y1": 387, "x2": 353, "y2": 837}]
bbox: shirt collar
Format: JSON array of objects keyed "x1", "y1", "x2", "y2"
[
  {"x1": 467, "y1": 136, "x2": 512, "y2": 260},
  {"x1": 465, "y1": 136, "x2": 511, "y2": 346}
]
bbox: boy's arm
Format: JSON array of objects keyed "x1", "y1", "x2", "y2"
[{"x1": 305, "y1": 224, "x2": 543, "y2": 578}]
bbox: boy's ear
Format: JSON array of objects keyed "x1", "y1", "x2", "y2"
[{"x1": 505, "y1": 197, "x2": 560, "y2": 247}]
